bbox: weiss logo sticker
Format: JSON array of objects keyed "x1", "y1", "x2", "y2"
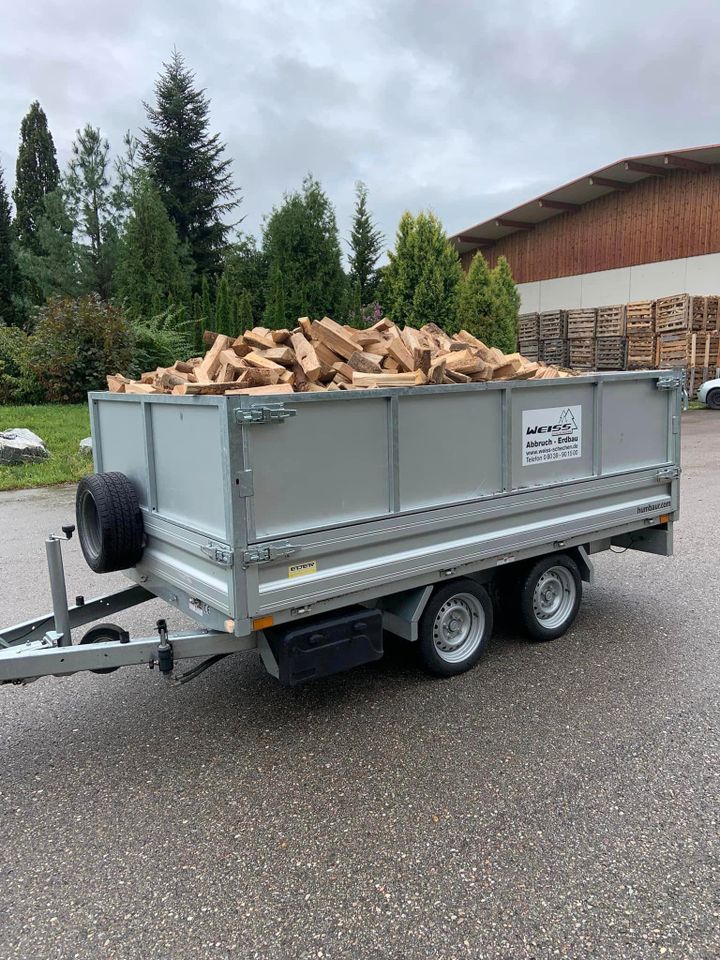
[{"x1": 522, "y1": 405, "x2": 582, "y2": 465}]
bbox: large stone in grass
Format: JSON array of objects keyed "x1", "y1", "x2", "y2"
[
  {"x1": 79, "y1": 436, "x2": 93, "y2": 457},
  {"x1": 0, "y1": 428, "x2": 49, "y2": 465}
]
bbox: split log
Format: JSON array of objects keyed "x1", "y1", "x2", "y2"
[
  {"x1": 290, "y1": 332, "x2": 322, "y2": 381},
  {"x1": 225, "y1": 383, "x2": 295, "y2": 396}
]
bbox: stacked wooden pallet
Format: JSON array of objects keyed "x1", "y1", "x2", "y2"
[
  {"x1": 625, "y1": 300, "x2": 656, "y2": 370},
  {"x1": 596, "y1": 305, "x2": 626, "y2": 337},
  {"x1": 108, "y1": 317, "x2": 574, "y2": 397},
  {"x1": 521, "y1": 295, "x2": 720, "y2": 385}
]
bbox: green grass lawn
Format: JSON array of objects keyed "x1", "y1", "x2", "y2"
[{"x1": 0, "y1": 404, "x2": 92, "y2": 491}]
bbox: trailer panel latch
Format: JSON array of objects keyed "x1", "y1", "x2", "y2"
[
  {"x1": 234, "y1": 405, "x2": 297, "y2": 425},
  {"x1": 656, "y1": 466, "x2": 680, "y2": 482},
  {"x1": 242, "y1": 542, "x2": 297, "y2": 566},
  {"x1": 656, "y1": 376, "x2": 682, "y2": 391},
  {"x1": 201, "y1": 543, "x2": 234, "y2": 567}
]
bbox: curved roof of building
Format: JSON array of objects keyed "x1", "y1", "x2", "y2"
[{"x1": 449, "y1": 144, "x2": 720, "y2": 254}]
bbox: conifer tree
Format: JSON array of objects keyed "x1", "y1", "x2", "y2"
[
  {"x1": 64, "y1": 124, "x2": 118, "y2": 298},
  {"x1": 348, "y1": 181, "x2": 384, "y2": 307},
  {"x1": 262, "y1": 175, "x2": 345, "y2": 326},
  {"x1": 214, "y1": 273, "x2": 231, "y2": 334},
  {"x1": 15, "y1": 189, "x2": 86, "y2": 302},
  {"x1": 490, "y1": 256, "x2": 521, "y2": 353},
  {"x1": 222, "y1": 235, "x2": 266, "y2": 325},
  {"x1": 13, "y1": 101, "x2": 60, "y2": 251},
  {"x1": 383, "y1": 211, "x2": 462, "y2": 330},
  {"x1": 458, "y1": 252, "x2": 496, "y2": 344},
  {"x1": 200, "y1": 274, "x2": 214, "y2": 330},
  {"x1": 115, "y1": 171, "x2": 191, "y2": 320},
  {"x1": 141, "y1": 50, "x2": 240, "y2": 278},
  {"x1": 264, "y1": 262, "x2": 286, "y2": 330},
  {"x1": 0, "y1": 164, "x2": 22, "y2": 325},
  {"x1": 237, "y1": 290, "x2": 254, "y2": 332}
]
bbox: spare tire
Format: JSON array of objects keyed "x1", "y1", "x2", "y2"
[{"x1": 76, "y1": 472, "x2": 144, "y2": 573}]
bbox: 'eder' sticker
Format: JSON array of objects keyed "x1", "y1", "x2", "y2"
[
  {"x1": 288, "y1": 561, "x2": 317, "y2": 578},
  {"x1": 522, "y1": 405, "x2": 582, "y2": 466}
]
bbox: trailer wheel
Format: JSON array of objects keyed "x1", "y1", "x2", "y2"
[
  {"x1": 76, "y1": 472, "x2": 144, "y2": 574},
  {"x1": 517, "y1": 554, "x2": 582, "y2": 641},
  {"x1": 80, "y1": 623, "x2": 129, "y2": 674},
  {"x1": 417, "y1": 580, "x2": 493, "y2": 677},
  {"x1": 706, "y1": 388, "x2": 720, "y2": 410}
]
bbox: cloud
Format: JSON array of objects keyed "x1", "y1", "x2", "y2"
[{"x1": 2, "y1": 0, "x2": 719, "y2": 255}]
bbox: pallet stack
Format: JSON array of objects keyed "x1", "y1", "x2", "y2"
[
  {"x1": 567, "y1": 308, "x2": 597, "y2": 371},
  {"x1": 519, "y1": 293, "x2": 720, "y2": 394},
  {"x1": 538, "y1": 310, "x2": 569, "y2": 366},
  {"x1": 625, "y1": 301, "x2": 656, "y2": 369}
]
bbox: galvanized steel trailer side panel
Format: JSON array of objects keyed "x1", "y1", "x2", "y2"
[{"x1": 88, "y1": 371, "x2": 680, "y2": 634}]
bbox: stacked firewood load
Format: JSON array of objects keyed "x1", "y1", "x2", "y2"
[{"x1": 107, "y1": 317, "x2": 573, "y2": 397}]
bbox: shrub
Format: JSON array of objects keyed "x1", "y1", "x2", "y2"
[
  {"x1": 128, "y1": 307, "x2": 194, "y2": 379},
  {"x1": 0, "y1": 323, "x2": 44, "y2": 404},
  {"x1": 29, "y1": 295, "x2": 133, "y2": 403}
]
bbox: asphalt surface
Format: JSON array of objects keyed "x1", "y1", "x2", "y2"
[{"x1": 0, "y1": 410, "x2": 718, "y2": 960}]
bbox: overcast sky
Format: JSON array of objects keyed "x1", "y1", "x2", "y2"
[{"x1": 2, "y1": 0, "x2": 719, "y2": 255}]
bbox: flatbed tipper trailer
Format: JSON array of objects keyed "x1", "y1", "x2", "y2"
[{"x1": 0, "y1": 370, "x2": 682, "y2": 686}]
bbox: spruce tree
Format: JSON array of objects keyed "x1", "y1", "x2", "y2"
[
  {"x1": 64, "y1": 124, "x2": 118, "y2": 298},
  {"x1": 490, "y1": 256, "x2": 521, "y2": 353},
  {"x1": 13, "y1": 101, "x2": 60, "y2": 251},
  {"x1": 0, "y1": 164, "x2": 23, "y2": 325},
  {"x1": 115, "y1": 171, "x2": 191, "y2": 320},
  {"x1": 141, "y1": 50, "x2": 240, "y2": 278},
  {"x1": 348, "y1": 181, "x2": 384, "y2": 307},
  {"x1": 262, "y1": 174, "x2": 345, "y2": 326},
  {"x1": 458, "y1": 252, "x2": 496, "y2": 344},
  {"x1": 383, "y1": 211, "x2": 462, "y2": 330}
]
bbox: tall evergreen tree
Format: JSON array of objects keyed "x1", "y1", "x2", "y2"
[
  {"x1": 141, "y1": 50, "x2": 240, "y2": 278},
  {"x1": 348, "y1": 181, "x2": 383, "y2": 308},
  {"x1": 13, "y1": 101, "x2": 60, "y2": 251},
  {"x1": 222, "y1": 234, "x2": 266, "y2": 325},
  {"x1": 264, "y1": 262, "x2": 287, "y2": 330},
  {"x1": 458, "y1": 252, "x2": 495, "y2": 344},
  {"x1": 64, "y1": 124, "x2": 118, "y2": 298},
  {"x1": 383, "y1": 211, "x2": 462, "y2": 330},
  {"x1": 490, "y1": 256, "x2": 521, "y2": 354},
  {"x1": 214, "y1": 273, "x2": 231, "y2": 334},
  {"x1": 262, "y1": 174, "x2": 345, "y2": 327},
  {"x1": 115, "y1": 171, "x2": 192, "y2": 320},
  {"x1": 0, "y1": 164, "x2": 23, "y2": 326},
  {"x1": 200, "y1": 274, "x2": 214, "y2": 329},
  {"x1": 236, "y1": 290, "x2": 253, "y2": 332}
]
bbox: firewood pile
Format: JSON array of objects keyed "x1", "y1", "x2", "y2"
[{"x1": 107, "y1": 317, "x2": 573, "y2": 397}]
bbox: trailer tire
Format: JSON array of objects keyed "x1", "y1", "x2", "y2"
[
  {"x1": 417, "y1": 580, "x2": 493, "y2": 677},
  {"x1": 76, "y1": 472, "x2": 144, "y2": 574},
  {"x1": 517, "y1": 553, "x2": 582, "y2": 641}
]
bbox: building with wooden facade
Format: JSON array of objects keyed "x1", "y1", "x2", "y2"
[{"x1": 449, "y1": 145, "x2": 720, "y2": 313}]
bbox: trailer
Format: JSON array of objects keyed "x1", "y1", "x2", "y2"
[{"x1": 0, "y1": 370, "x2": 682, "y2": 687}]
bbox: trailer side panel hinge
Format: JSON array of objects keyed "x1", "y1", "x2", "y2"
[
  {"x1": 242, "y1": 542, "x2": 297, "y2": 566},
  {"x1": 234, "y1": 405, "x2": 297, "y2": 425},
  {"x1": 236, "y1": 469, "x2": 254, "y2": 497},
  {"x1": 656, "y1": 466, "x2": 680, "y2": 482},
  {"x1": 201, "y1": 543, "x2": 234, "y2": 567},
  {"x1": 656, "y1": 376, "x2": 682, "y2": 391}
]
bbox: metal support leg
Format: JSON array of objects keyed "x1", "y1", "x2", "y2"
[{"x1": 45, "y1": 537, "x2": 71, "y2": 647}]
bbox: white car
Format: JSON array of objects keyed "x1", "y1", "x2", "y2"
[{"x1": 697, "y1": 377, "x2": 720, "y2": 410}]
